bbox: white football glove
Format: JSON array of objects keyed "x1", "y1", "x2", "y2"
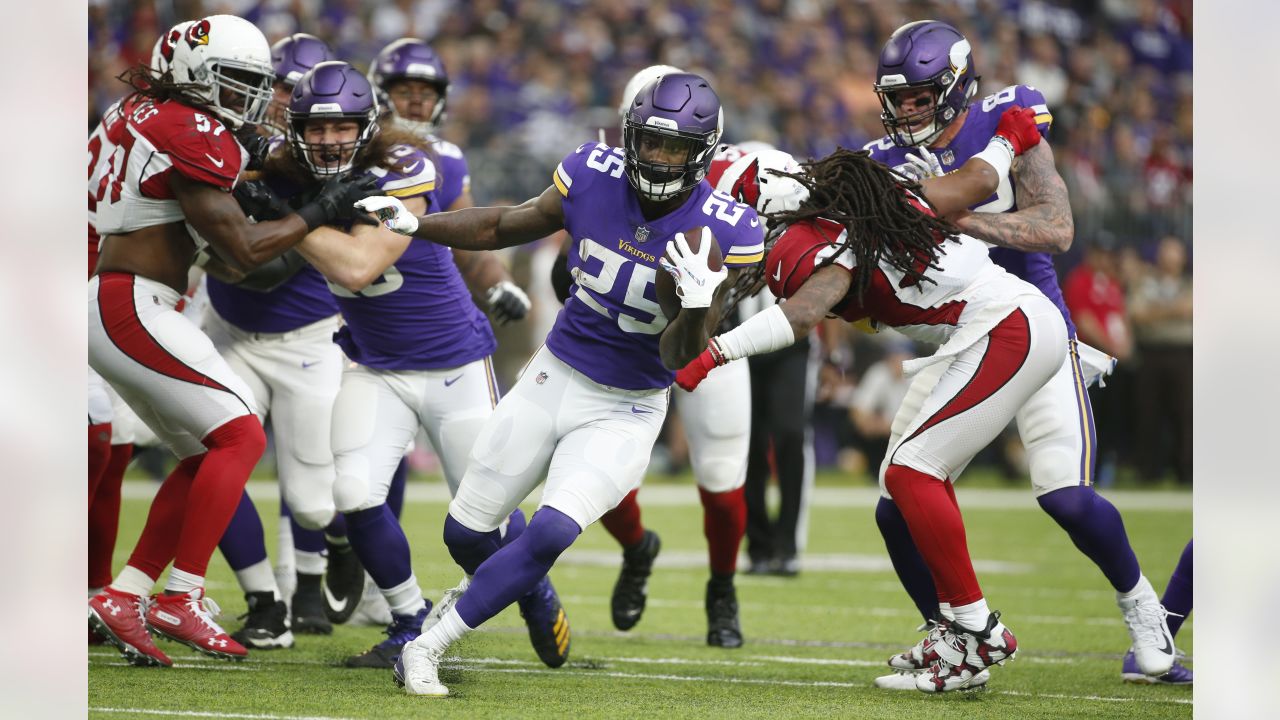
[
  {"x1": 891, "y1": 148, "x2": 944, "y2": 182},
  {"x1": 658, "y1": 231, "x2": 727, "y2": 309},
  {"x1": 354, "y1": 196, "x2": 418, "y2": 235},
  {"x1": 486, "y1": 281, "x2": 531, "y2": 325}
]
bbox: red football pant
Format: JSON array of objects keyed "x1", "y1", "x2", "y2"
[
  {"x1": 699, "y1": 486, "x2": 746, "y2": 576},
  {"x1": 89, "y1": 443, "x2": 132, "y2": 589},
  {"x1": 883, "y1": 463, "x2": 983, "y2": 606},
  {"x1": 601, "y1": 488, "x2": 645, "y2": 548},
  {"x1": 127, "y1": 415, "x2": 265, "y2": 580}
]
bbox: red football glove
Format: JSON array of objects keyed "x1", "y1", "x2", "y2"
[
  {"x1": 675, "y1": 347, "x2": 720, "y2": 392},
  {"x1": 993, "y1": 106, "x2": 1042, "y2": 156}
]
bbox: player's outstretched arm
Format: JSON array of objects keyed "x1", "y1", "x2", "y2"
[
  {"x1": 918, "y1": 106, "x2": 1044, "y2": 218},
  {"x1": 954, "y1": 140, "x2": 1074, "y2": 253},
  {"x1": 295, "y1": 196, "x2": 426, "y2": 293},
  {"x1": 357, "y1": 185, "x2": 566, "y2": 251},
  {"x1": 173, "y1": 172, "x2": 379, "y2": 272},
  {"x1": 675, "y1": 265, "x2": 850, "y2": 391}
]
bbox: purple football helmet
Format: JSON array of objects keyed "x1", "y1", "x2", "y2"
[
  {"x1": 622, "y1": 72, "x2": 723, "y2": 201},
  {"x1": 874, "y1": 20, "x2": 979, "y2": 147},
  {"x1": 286, "y1": 61, "x2": 380, "y2": 177},
  {"x1": 368, "y1": 38, "x2": 449, "y2": 136},
  {"x1": 271, "y1": 33, "x2": 334, "y2": 87}
]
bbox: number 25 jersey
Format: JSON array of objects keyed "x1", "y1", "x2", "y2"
[{"x1": 546, "y1": 143, "x2": 765, "y2": 390}]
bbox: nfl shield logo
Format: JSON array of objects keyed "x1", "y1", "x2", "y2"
[
  {"x1": 535, "y1": 371, "x2": 548, "y2": 385},
  {"x1": 634, "y1": 226, "x2": 650, "y2": 243},
  {"x1": 940, "y1": 149, "x2": 955, "y2": 166}
]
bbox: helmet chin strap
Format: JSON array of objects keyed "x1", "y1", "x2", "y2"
[{"x1": 899, "y1": 119, "x2": 943, "y2": 148}]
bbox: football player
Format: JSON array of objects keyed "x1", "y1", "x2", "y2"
[
  {"x1": 249, "y1": 61, "x2": 547, "y2": 670},
  {"x1": 578, "y1": 64, "x2": 753, "y2": 648},
  {"x1": 86, "y1": 15, "x2": 377, "y2": 667},
  {"x1": 362, "y1": 72, "x2": 765, "y2": 696},
  {"x1": 200, "y1": 30, "x2": 346, "y2": 648},
  {"x1": 675, "y1": 113, "x2": 1058, "y2": 692},
  {"x1": 861, "y1": 20, "x2": 1176, "y2": 686}
]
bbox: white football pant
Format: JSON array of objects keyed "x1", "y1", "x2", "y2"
[{"x1": 675, "y1": 357, "x2": 750, "y2": 493}]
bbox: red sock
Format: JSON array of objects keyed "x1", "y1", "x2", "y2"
[
  {"x1": 600, "y1": 489, "x2": 645, "y2": 548},
  {"x1": 699, "y1": 486, "x2": 746, "y2": 576},
  {"x1": 128, "y1": 454, "x2": 203, "y2": 579},
  {"x1": 172, "y1": 415, "x2": 265, "y2": 577},
  {"x1": 89, "y1": 443, "x2": 132, "y2": 589},
  {"x1": 88, "y1": 423, "x2": 112, "y2": 500},
  {"x1": 883, "y1": 464, "x2": 983, "y2": 606}
]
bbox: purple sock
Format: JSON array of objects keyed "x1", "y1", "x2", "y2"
[
  {"x1": 325, "y1": 512, "x2": 348, "y2": 540},
  {"x1": 1162, "y1": 539, "x2": 1193, "y2": 638},
  {"x1": 443, "y1": 513, "x2": 502, "y2": 575},
  {"x1": 291, "y1": 519, "x2": 326, "y2": 554},
  {"x1": 503, "y1": 508, "x2": 527, "y2": 545},
  {"x1": 345, "y1": 504, "x2": 413, "y2": 590},
  {"x1": 455, "y1": 507, "x2": 581, "y2": 628},
  {"x1": 387, "y1": 458, "x2": 408, "y2": 520},
  {"x1": 1037, "y1": 486, "x2": 1141, "y2": 592},
  {"x1": 875, "y1": 497, "x2": 939, "y2": 623},
  {"x1": 218, "y1": 490, "x2": 268, "y2": 571}
]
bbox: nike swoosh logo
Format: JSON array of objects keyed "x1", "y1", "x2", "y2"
[
  {"x1": 772, "y1": 264, "x2": 782, "y2": 282},
  {"x1": 631, "y1": 405, "x2": 652, "y2": 414},
  {"x1": 750, "y1": 217, "x2": 760, "y2": 227},
  {"x1": 322, "y1": 583, "x2": 348, "y2": 614},
  {"x1": 301, "y1": 360, "x2": 319, "y2": 369},
  {"x1": 205, "y1": 153, "x2": 225, "y2": 168},
  {"x1": 1158, "y1": 633, "x2": 1173, "y2": 656},
  {"x1": 444, "y1": 375, "x2": 463, "y2": 387},
  {"x1": 404, "y1": 160, "x2": 422, "y2": 174}
]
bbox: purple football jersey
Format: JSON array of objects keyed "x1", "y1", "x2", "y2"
[
  {"x1": 207, "y1": 267, "x2": 339, "y2": 333},
  {"x1": 427, "y1": 135, "x2": 470, "y2": 210},
  {"x1": 333, "y1": 143, "x2": 496, "y2": 370},
  {"x1": 864, "y1": 84, "x2": 1075, "y2": 335},
  {"x1": 545, "y1": 142, "x2": 766, "y2": 390}
]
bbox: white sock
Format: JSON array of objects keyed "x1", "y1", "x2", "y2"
[
  {"x1": 295, "y1": 550, "x2": 326, "y2": 576},
  {"x1": 164, "y1": 568, "x2": 204, "y2": 595},
  {"x1": 951, "y1": 598, "x2": 992, "y2": 631},
  {"x1": 419, "y1": 607, "x2": 472, "y2": 653},
  {"x1": 1118, "y1": 574, "x2": 1155, "y2": 604},
  {"x1": 234, "y1": 559, "x2": 279, "y2": 598},
  {"x1": 938, "y1": 602, "x2": 955, "y2": 622},
  {"x1": 276, "y1": 519, "x2": 295, "y2": 571},
  {"x1": 383, "y1": 574, "x2": 426, "y2": 617},
  {"x1": 109, "y1": 565, "x2": 156, "y2": 598}
]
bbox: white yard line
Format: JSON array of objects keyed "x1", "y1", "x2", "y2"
[
  {"x1": 122, "y1": 481, "x2": 1191, "y2": 512},
  {"x1": 90, "y1": 709, "x2": 355, "y2": 720}
]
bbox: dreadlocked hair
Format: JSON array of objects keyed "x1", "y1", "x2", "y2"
[
  {"x1": 116, "y1": 64, "x2": 214, "y2": 115},
  {"x1": 766, "y1": 147, "x2": 961, "y2": 302}
]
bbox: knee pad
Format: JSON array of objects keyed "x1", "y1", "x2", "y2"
[
  {"x1": 693, "y1": 456, "x2": 746, "y2": 494},
  {"x1": 1027, "y1": 444, "x2": 1080, "y2": 496},
  {"x1": 333, "y1": 457, "x2": 373, "y2": 514},
  {"x1": 290, "y1": 506, "x2": 336, "y2": 531}
]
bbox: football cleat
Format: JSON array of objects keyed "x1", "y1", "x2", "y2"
[
  {"x1": 887, "y1": 619, "x2": 946, "y2": 671},
  {"x1": 1118, "y1": 584, "x2": 1176, "y2": 677},
  {"x1": 291, "y1": 573, "x2": 334, "y2": 635},
  {"x1": 230, "y1": 591, "x2": 294, "y2": 649},
  {"x1": 88, "y1": 587, "x2": 172, "y2": 667},
  {"x1": 323, "y1": 539, "x2": 366, "y2": 625},
  {"x1": 611, "y1": 529, "x2": 660, "y2": 631},
  {"x1": 1121, "y1": 649, "x2": 1193, "y2": 685},
  {"x1": 705, "y1": 577, "x2": 743, "y2": 648},
  {"x1": 145, "y1": 589, "x2": 248, "y2": 661},
  {"x1": 874, "y1": 668, "x2": 991, "y2": 690},
  {"x1": 518, "y1": 575, "x2": 570, "y2": 668},
  {"x1": 348, "y1": 575, "x2": 393, "y2": 627},
  {"x1": 345, "y1": 605, "x2": 429, "y2": 669},
  {"x1": 395, "y1": 638, "x2": 449, "y2": 696},
  {"x1": 917, "y1": 612, "x2": 1017, "y2": 694},
  {"x1": 422, "y1": 575, "x2": 470, "y2": 633}
]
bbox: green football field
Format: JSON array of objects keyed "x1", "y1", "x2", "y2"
[{"x1": 89, "y1": 473, "x2": 1192, "y2": 720}]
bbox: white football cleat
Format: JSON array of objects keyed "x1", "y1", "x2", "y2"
[
  {"x1": 1117, "y1": 578, "x2": 1176, "y2": 677},
  {"x1": 875, "y1": 668, "x2": 990, "y2": 690},
  {"x1": 422, "y1": 575, "x2": 470, "y2": 633},
  {"x1": 887, "y1": 619, "x2": 946, "y2": 671},
  {"x1": 917, "y1": 612, "x2": 1017, "y2": 694},
  {"x1": 395, "y1": 638, "x2": 448, "y2": 697}
]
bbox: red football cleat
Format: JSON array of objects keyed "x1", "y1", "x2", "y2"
[
  {"x1": 145, "y1": 589, "x2": 248, "y2": 660},
  {"x1": 88, "y1": 587, "x2": 172, "y2": 667}
]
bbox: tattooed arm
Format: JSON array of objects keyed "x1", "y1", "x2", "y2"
[
  {"x1": 777, "y1": 265, "x2": 852, "y2": 337},
  {"x1": 954, "y1": 140, "x2": 1074, "y2": 254}
]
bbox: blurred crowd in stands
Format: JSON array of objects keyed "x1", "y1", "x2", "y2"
[{"x1": 89, "y1": 0, "x2": 1192, "y2": 485}]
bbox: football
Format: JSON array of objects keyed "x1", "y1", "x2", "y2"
[{"x1": 655, "y1": 227, "x2": 723, "y2": 320}]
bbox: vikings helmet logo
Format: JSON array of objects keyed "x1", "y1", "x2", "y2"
[
  {"x1": 730, "y1": 158, "x2": 762, "y2": 210},
  {"x1": 185, "y1": 18, "x2": 211, "y2": 49}
]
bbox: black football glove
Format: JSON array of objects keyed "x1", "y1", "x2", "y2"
[
  {"x1": 234, "y1": 180, "x2": 291, "y2": 222},
  {"x1": 296, "y1": 174, "x2": 381, "y2": 231},
  {"x1": 235, "y1": 126, "x2": 273, "y2": 172},
  {"x1": 486, "y1": 281, "x2": 531, "y2": 325}
]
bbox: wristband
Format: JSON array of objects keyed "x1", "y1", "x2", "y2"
[{"x1": 972, "y1": 136, "x2": 1015, "y2": 180}]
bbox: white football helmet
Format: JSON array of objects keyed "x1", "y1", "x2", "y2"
[
  {"x1": 167, "y1": 15, "x2": 273, "y2": 129},
  {"x1": 150, "y1": 21, "x2": 192, "y2": 75},
  {"x1": 617, "y1": 64, "x2": 685, "y2": 118},
  {"x1": 714, "y1": 149, "x2": 809, "y2": 217}
]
